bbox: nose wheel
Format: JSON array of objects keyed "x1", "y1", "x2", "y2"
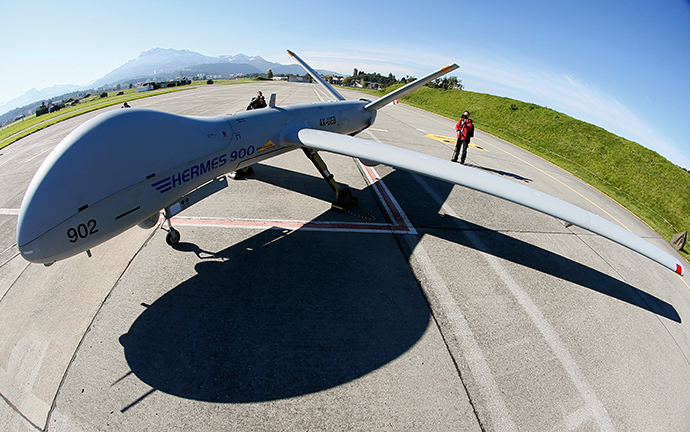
[
  {"x1": 163, "y1": 207, "x2": 181, "y2": 246},
  {"x1": 166, "y1": 227, "x2": 180, "y2": 246}
]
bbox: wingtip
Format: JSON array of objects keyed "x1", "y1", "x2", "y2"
[
  {"x1": 287, "y1": 50, "x2": 295, "y2": 57},
  {"x1": 677, "y1": 263, "x2": 685, "y2": 276}
]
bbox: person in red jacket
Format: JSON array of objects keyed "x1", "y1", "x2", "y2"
[{"x1": 452, "y1": 111, "x2": 474, "y2": 164}]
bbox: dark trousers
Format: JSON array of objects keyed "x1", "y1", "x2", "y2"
[{"x1": 452, "y1": 138, "x2": 470, "y2": 164}]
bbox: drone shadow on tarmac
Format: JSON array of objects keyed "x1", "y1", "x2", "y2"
[
  {"x1": 119, "y1": 163, "x2": 680, "y2": 404},
  {"x1": 119, "y1": 225, "x2": 430, "y2": 403}
]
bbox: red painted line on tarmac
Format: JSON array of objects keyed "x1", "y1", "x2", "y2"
[
  {"x1": 361, "y1": 163, "x2": 415, "y2": 233},
  {"x1": 170, "y1": 160, "x2": 416, "y2": 234},
  {"x1": 170, "y1": 217, "x2": 410, "y2": 234}
]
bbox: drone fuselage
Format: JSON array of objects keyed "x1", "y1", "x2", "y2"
[{"x1": 17, "y1": 99, "x2": 376, "y2": 264}]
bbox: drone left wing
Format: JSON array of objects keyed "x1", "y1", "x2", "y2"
[
  {"x1": 288, "y1": 50, "x2": 346, "y2": 101},
  {"x1": 283, "y1": 128, "x2": 685, "y2": 276}
]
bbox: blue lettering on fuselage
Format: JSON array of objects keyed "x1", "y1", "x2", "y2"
[{"x1": 152, "y1": 154, "x2": 227, "y2": 193}]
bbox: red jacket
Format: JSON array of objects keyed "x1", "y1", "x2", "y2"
[{"x1": 455, "y1": 118, "x2": 474, "y2": 141}]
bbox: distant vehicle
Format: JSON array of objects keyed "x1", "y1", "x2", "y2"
[
  {"x1": 35, "y1": 103, "x2": 49, "y2": 117},
  {"x1": 49, "y1": 102, "x2": 65, "y2": 113}
]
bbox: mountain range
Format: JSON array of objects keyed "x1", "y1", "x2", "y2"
[{"x1": 0, "y1": 48, "x2": 344, "y2": 119}]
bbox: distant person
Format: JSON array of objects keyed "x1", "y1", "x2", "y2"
[
  {"x1": 121, "y1": 101, "x2": 131, "y2": 108},
  {"x1": 246, "y1": 91, "x2": 267, "y2": 110},
  {"x1": 452, "y1": 111, "x2": 474, "y2": 164}
]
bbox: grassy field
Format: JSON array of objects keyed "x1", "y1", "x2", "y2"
[{"x1": 371, "y1": 85, "x2": 688, "y2": 260}]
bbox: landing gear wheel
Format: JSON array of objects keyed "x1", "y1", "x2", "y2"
[
  {"x1": 230, "y1": 166, "x2": 254, "y2": 180},
  {"x1": 166, "y1": 228, "x2": 180, "y2": 246},
  {"x1": 337, "y1": 187, "x2": 352, "y2": 206},
  {"x1": 336, "y1": 187, "x2": 357, "y2": 206}
]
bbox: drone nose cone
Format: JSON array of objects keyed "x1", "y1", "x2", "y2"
[
  {"x1": 16, "y1": 108, "x2": 233, "y2": 264},
  {"x1": 16, "y1": 169, "x2": 60, "y2": 263},
  {"x1": 17, "y1": 198, "x2": 37, "y2": 250}
]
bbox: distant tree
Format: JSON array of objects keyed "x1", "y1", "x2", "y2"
[
  {"x1": 400, "y1": 76, "x2": 416, "y2": 85},
  {"x1": 343, "y1": 71, "x2": 398, "y2": 88},
  {"x1": 266, "y1": 69, "x2": 273, "y2": 79},
  {"x1": 426, "y1": 76, "x2": 462, "y2": 90}
]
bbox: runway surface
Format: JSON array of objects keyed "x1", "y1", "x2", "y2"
[{"x1": 1, "y1": 82, "x2": 689, "y2": 431}]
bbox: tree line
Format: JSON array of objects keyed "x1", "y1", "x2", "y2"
[{"x1": 339, "y1": 71, "x2": 462, "y2": 90}]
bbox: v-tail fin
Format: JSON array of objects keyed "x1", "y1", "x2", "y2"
[{"x1": 288, "y1": 50, "x2": 346, "y2": 101}]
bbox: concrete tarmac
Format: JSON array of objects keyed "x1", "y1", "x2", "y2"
[{"x1": 1, "y1": 82, "x2": 689, "y2": 431}]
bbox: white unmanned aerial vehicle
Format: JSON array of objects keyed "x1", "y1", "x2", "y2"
[{"x1": 16, "y1": 51, "x2": 684, "y2": 275}]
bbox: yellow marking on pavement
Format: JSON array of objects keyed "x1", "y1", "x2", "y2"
[{"x1": 425, "y1": 134, "x2": 487, "y2": 151}]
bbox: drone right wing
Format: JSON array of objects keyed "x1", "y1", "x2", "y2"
[{"x1": 283, "y1": 127, "x2": 685, "y2": 276}]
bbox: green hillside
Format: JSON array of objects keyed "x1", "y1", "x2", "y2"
[{"x1": 382, "y1": 85, "x2": 689, "y2": 261}]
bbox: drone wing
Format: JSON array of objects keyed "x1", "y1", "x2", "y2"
[
  {"x1": 288, "y1": 50, "x2": 346, "y2": 101},
  {"x1": 364, "y1": 64, "x2": 459, "y2": 111},
  {"x1": 283, "y1": 128, "x2": 685, "y2": 276},
  {"x1": 287, "y1": 50, "x2": 460, "y2": 109}
]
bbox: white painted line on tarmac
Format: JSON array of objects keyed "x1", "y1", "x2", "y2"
[
  {"x1": 358, "y1": 161, "x2": 416, "y2": 235},
  {"x1": 0, "y1": 251, "x2": 20, "y2": 269},
  {"x1": 25, "y1": 147, "x2": 52, "y2": 163},
  {"x1": 311, "y1": 85, "x2": 327, "y2": 102},
  {"x1": 405, "y1": 235, "x2": 517, "y2": 431},
  {"x1": 411, "y1": 172, "x2": 616, "y2": 432}
]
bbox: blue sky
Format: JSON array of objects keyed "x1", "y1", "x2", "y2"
[{"x1": 2, "y1": 0, "x2": 689, "y2": 168}]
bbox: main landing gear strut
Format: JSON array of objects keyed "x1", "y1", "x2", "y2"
[{"x1": 301, "y1": 147, "x2": 359, "y2": 211}]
